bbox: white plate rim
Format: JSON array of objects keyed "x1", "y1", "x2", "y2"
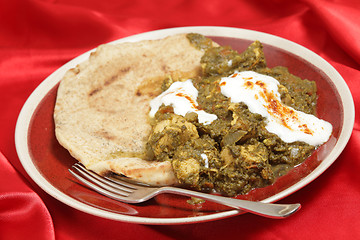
[{"x1": 15, "y1": 26, "x2": 355, "y2": 224}]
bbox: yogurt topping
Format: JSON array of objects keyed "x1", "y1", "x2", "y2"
[
  {"x1": 219, "y1": 71, "x2": 333, "y2": 146},
  {"x1": 201, "y1": 153, "x2": 209, "y2": 168},
  {"x1": 149, "y1": 79, "x2": 218, "y2": 125}
]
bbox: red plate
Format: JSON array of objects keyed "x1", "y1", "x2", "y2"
[{"x1": 15, "y1": 27, "x2": 354, "y2": 224}]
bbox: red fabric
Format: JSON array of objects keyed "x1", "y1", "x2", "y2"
[{"x1": 1, "y1": 0, "x2": 360, "y2": 239}]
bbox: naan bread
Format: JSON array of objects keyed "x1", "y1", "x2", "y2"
[{"x1": 54, "y1": 33, "x2": 212, "y2": 185}]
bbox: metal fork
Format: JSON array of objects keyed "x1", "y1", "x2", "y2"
[{"x1": 69, "y1": 163, "x2": 300, "y2": 218}]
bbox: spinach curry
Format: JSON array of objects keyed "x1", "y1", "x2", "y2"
[{"x1": 146, "y1": 33, "x2": 317, "y2": 197}]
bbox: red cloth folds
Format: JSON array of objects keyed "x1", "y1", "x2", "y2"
[
  {"x1": 302, "y1": 0, "x2": 360, "y2": 64},
  {"x1": 0, "y1": 152, "x2": 54, "y2": 240}
]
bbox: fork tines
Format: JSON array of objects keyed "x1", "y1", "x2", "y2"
[
  {"x1": 68, "y1": 163, "x2": 301, "y2": 218},
  {"x1": 69, "y1": 163, "x2": 137, "y2": 199}
]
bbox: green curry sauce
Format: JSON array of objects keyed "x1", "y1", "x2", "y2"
[{"x1": 146, "y1": 33, "x2": 317, "y2": 197}]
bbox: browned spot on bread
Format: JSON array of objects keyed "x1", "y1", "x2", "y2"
[
  {"x1": 90, "y1": 51, "x2": 97, "y2": 58},
  {"x1": 88, "y1": 87, "x2": 101, "y2": 96},
  {"x1": 69, "y1": 67, "x2": 80, "y2": 75},
  {"x1": 104, "y1": 75, "x2": 117, "y2": 86},
  {"x1": 162, "y1": 65, "x2": 169, "y2": 72},
  {"x1": 104, "y1": 67, "x2": 131, "y2": 86},
  {"x1": 95, "y1": 129, "x2": 116, "y2": 141},
  {"x1": 121, "y1": 66, "x2": 131, "y2": 73}
]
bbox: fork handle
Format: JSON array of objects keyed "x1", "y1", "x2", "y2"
[{"x1": 160, "y1": 187, "x2": 300, "y2": 218}]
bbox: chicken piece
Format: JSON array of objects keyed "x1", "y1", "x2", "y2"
[
  {"x1": 220, "y1": 147, "x2": 236, "y2": 166},
  {"x1": 237, "y1": 141, "x2": 269, "y2": 169},
  {"x1": 172, "y1": 158, "x2": 200, "y2": 186},
  {"x1": 147, "y1": 115, "x2": 199, "y2": 160},
  {"x1": 170, "y1": 136, "x2": 221, "y2": 190}
]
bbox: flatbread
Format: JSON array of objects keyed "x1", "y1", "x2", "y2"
[{"x1": 54, "y1": 33, "x2": 212, "y2": 185}]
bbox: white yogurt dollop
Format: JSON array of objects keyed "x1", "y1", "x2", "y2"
[
  {"x1": 149, "y1": 79, "x2": 218, "y2": 125},
  {"x1": 201, "y1": 153, "x2": 209, "y2": 168},
  {"x1": 219, "y1": 71, "x2": 332, "y2": 146}
]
